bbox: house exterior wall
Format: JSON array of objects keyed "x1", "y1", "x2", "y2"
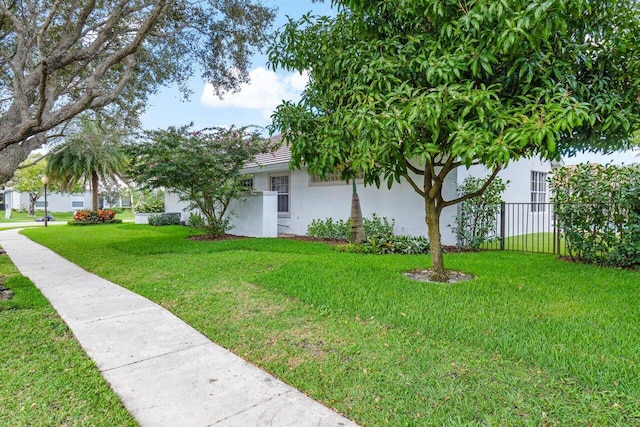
[
  {"x1": 457, "y1": 157, "x2": 553, "y2": 203},
  {"x1": 457, "y1": 157, "x2": 555, "y2": 237},
  {"x1": 228, "y1": 191, "x2": 278, "y2": 237},
  {"x1": 3, "y1": 190, "x2": 96, "y2": 212},
  {"x1": 243, "y1": 165, "x2": 459, "y2": 244},
  {"x1": 164, "y1": 191, "x2": 279, "y2": 238},
  {"x1": 164, "y1": 155, "x2": 554, "y2": 245}
]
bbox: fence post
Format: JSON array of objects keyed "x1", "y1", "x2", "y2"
[
  {"x1": 500, "y1": 202, "x2": 505, "y2": 250},
  {"x1": 553, "y1": 211, "x2": 560, "y2": 256}
]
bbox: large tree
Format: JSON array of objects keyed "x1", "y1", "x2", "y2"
[
  {"x1": 269, "y1": 0, "x2": 640, "y2": 280},
  {"x1": 0, "y1": 0, "x2": 275, "y2": 185},
  {"x1": 125, "y1": 126, "x2": 272, "y2": 236},
  {"x1": 45, "y1": 121, "x2": 128, "y2": 211}
]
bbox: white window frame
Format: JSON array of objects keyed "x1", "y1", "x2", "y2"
[
  {"x1": 531, "y1": 171, "x2": 547, "y2": 213},
  {"x1": 269, "y1": 173, "x2": 290, "y2": 218}
]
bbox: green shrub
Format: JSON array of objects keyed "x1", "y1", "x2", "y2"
[
  {"x1": 551, "y1": 164, "x2": 640, "y2": 267},
  {"x1": 148, "y1": 213, "x2": 181, "y2": 226},
  {"x1": 307, "y1": 217, "x2": 349, "y2": 240},
  {"x1": 186, "y1": 212, "x2": 231, "y2": 236},
  {"x1": 187, "y1": 212, "x2": 207, "y2": 230},
  {"x1": 336, "y1": 235, "x2": 429, "y2": 255},
  {"x1": 450, "y1": 176, "x2": 507, "y2": 248},
  {"x1": 137, "y1": 198, "x2": 164, "y2": 213},
  {"x1": 364, "y1": 213, "x2": 395, "y2": 238},
  {"x1": 307, "y1": 214, "x2": 395, "y2": 241}
]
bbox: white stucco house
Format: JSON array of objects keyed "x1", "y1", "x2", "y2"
[
  {"x1": 165, "y1": 142, "x2": 556, "y2": 246},
  {"x1": 1, "y1": 188, "x2": 131, "y2": 213}
]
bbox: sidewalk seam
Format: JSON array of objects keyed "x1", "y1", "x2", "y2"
[{"x1": 100, "y1": 341, "x2": 212, "y2": 373}]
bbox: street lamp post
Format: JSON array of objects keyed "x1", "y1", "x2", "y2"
[{"x1": 41, "y1": 176, "x2": 49, "y2": 227}]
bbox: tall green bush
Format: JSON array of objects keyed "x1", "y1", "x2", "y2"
[
  {"x1": 551, "y1": 164, "x2": 640, "y2": 267},
  {"x1": 451, "y1": 177, "x2": 507, "y2": 248}
]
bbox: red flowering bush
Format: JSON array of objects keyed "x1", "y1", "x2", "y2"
[
  {"x1": 98, "y1": 209, "x2": 116, "y2": 220},
  {"x1": 73, "y1": 210, "x2": 91, "y2": 222},
  {"x1": 73, "y1": 209, "x2": 117, "y2": 223}
]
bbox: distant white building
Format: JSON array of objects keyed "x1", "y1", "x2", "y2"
[
  {"x1": 165, "y1": 143, "x2": 556, "y2": 245},
  {"x1": 1, "y1": 189, "x2": 131, "y2": 213}
]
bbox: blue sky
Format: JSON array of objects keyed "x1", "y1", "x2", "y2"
[
  {"x1": 140, "y1": 1, "x2": 333, "y2": 133},
  {"x1": 141, "y1": 0, "x2": 637, "y2": 165}
]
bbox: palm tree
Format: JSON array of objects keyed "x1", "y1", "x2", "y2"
[
  {"x1": 350, "y1": 179, "x2": 365, "y2": 243},
  {"x1": 46, "y1": 121, "x2": 127, "y2": 211}
]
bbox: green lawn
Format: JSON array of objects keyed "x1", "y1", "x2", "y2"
[
  {"x1": 0, "y1": 210, "x2": 134, "y2": 223},
  {"x1": 20, "y1": 225, "x2": 640, "y2": 425},
  {"x1": 0, "y1": 247, "x2": 137, "y2": 426},
  {"x1": 482, "y1": 232, "x2": 568, "y2": 254}
]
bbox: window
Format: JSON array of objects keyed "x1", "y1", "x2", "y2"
[
  {"x1": 240, "y1": 177, "x2": 254, "y2": 190},
  {"x1": 120, "y1": 197, "x2": 132, "y2": 207},
  {"x1": 531, "y1": 171, "x2": 547, "y2": 212},
  {"x1": 270, "y1": 174, "x2": 290, "y2": 216},
  {"x1": 71, "y1": 201, "x2": 84, "y2": 208},
  {"x1": 36, "y1": 201, "x2": 48, "y2": 208},
  {"x1": 309, "y1": 170, "x2": 365, "y2": 186}
]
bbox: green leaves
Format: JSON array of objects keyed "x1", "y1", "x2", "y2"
[
  {"x1": 268, "y1": 0, "x2": 640, "y2": 272},
  {"x1": 125, "y1": 126, "x2": 271, "y2": 236},
  {"x1": 551, "y1": 164, "x2": 640, "y2": 267}
]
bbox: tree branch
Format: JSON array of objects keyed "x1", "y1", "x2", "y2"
[{"x1": 441, "y1": 165, "x2": 502, "y2": 208}]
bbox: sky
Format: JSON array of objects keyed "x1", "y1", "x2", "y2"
[{"x1": 140, "y1": 0, "x2": 638, "y2": 166}]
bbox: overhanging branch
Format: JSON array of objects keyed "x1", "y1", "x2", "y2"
[{"x1": 441, "y1": 165, "x2": 502, "y2": 208}]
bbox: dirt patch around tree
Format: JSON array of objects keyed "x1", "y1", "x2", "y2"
[
  {"x1": 0, "y1": 275, "x2": 13, "y2": 301},
  {"x1": 404, "y1": 269, "x2": 475, "y2": 284}
]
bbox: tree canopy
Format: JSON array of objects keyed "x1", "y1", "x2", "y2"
[
  {"x1": 8, "y1": 155, "x2": 52, "y2": 215},
  {"x1": 125, "y1": 126, "x2": 272, "y2": 236},
  {"x1": 0, "y1": 0, "x2": 275, "y2": 184},
  {"x1": 269, "y1": 0, "x2": 640, "y2": 279},
  {"x1": 45, "y1": 121, "x2": 128, "y2": 211}
]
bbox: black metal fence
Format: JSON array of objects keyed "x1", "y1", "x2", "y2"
[{"x1": 481, "y1": 202, "x2": 564, "y2": 254}]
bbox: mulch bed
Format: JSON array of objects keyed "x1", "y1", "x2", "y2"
[
  {"x1": 187, "y1": 233, "x2": 347, "y2": 245},
  {"x1": 188, "y1": 233, "x2": 248, "y2": 242}
]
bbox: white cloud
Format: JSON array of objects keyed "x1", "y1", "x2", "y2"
[{"x1": 200, "y1": 67, "x2": 309, "y2": 119}]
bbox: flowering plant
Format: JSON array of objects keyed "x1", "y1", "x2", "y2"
[{"x1": 73, "y1": 209, "x2": 117, "y2": 222}]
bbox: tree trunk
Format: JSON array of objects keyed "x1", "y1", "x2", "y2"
[
  {"x1": 425, "y1": 196, "x2": 447, "y2": 281},
  {"x1": 350, "y1": 179, "x2": 366, "y2": 243},
  {"x1": 28, "y1": 196, "x2": 37, "y2": 216},
  {"x1": 91, "y1": 172, "x2": 99, "y2": 211}
]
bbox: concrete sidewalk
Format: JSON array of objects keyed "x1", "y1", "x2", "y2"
[{"x1": 0, "y1": 229, "x2": 357, "y2": 427}]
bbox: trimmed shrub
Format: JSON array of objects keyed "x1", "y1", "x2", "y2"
[
  {"x1": 148, "y1": 213, "x2": 181, "y2": 226},
  {"x1": 71, "y1": 209, "x2": 117, "y2": 224}
]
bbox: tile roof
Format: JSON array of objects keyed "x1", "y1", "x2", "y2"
[{"x1": 245, "y1": 134, "x2": 291, "y2": 168}]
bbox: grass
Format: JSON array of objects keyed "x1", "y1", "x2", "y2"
[
  {"x1": 0, "y1": 247, "x2": 137, "y2": 426},
  {"x1": 481, "y1": 232, "x2": 568, "y2": 255},
  {"x1": 0, "y1": 210, "x2": 134, "y2": 223},
  {"x1": 21, "y1": 225, "x2": 640, "y2": 425}
]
